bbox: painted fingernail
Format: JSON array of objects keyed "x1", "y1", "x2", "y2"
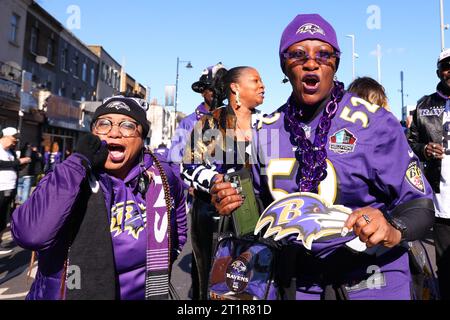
[
  {"x1": 231, "y1": 183, "x2": 238, "y2": 188},
  {"x1": 341, "y1": 227, "x2": 349, "y2": 237}
]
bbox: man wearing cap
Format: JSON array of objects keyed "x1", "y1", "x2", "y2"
[
  {"x1": 168, "y1": 62, "x2": 224, "y2": 171},
  {"x1": 11, "y1": 95, "x2": 187, "y2": 299},
  {"x1": 167, "y1": 63, "x2": 224, "y2": 300},
  {"x1": 0, "y1": 127, "x2": 30, "y2": 254},
  {"x1": 408, "y1": 49, "x2": 450, "y2": 299},
  {"x1": 212, "y1": 13, "x2": 434, "y2": 300}
]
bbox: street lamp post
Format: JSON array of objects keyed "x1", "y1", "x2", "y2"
[
  {"x1": 17, "y1": 109, "x2": 24, "y2": 151},
  {"x1": 376, "y1": 44, "x2": 382, "y2": 84},
  {"x1": 174, "y1": 57, "x2": 192, "y2": 125},
  {"x1": 440, "y1": 0, "x2": 450, "y2": 51},
  {"x1": 346, "y1": 34, "x2": 358, "y2": 81},
  {"x1": 400, "y1": 71, "x2": 406, "y2": 122}
]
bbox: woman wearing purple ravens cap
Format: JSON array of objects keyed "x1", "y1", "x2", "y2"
[
  {"x1": 11, "y1": 95, "x2": 187, "y2": 300},
  {"x1": 212, "y1": 14, "x2": 435, "y2": 300}
]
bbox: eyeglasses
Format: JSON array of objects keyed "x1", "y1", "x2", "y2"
[
  {"x1": 282, "y1": 49, "x2": 339, "y2": 65},
  {"x1": 94, "y1": 118, "x2": 140, "y2": 137},
  {"x1": 102, "y1": 95, "x2": 149, "y2": 111}
]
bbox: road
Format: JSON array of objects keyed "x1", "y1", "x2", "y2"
[
  {"x1": 0, "y1": 228, "x2": 35, "y2": 300},
  {"x1": 0, "y1": 219, "x2": 194, "y2": 300}
]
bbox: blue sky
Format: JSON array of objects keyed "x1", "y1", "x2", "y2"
[{"x1": 37, "y1": 0, "x2": 448, "y2": 120}]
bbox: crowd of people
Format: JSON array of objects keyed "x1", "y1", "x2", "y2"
[{"x1": 1, "y1": 11, "x2": 449, "y2": 300}]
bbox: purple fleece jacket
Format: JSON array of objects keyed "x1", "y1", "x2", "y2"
[{"x1": 11, "y1": 152, "x2": 187, "y2": 300}]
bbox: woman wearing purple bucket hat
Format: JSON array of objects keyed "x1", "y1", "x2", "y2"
[{"x1": 211, "y1": 14, "x2": 435, "y2": 300}]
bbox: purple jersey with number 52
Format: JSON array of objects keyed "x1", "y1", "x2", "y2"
[{"x1": 250, "y1": 92, "x2": 433, "y2": 299}]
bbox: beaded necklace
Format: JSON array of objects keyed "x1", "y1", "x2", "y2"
[{"x1": 284, "y1": 81, "x2": 345, "y2": 192}]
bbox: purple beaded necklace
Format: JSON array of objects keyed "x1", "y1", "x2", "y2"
[{"x1": 284, "y1": 81, "x2": 345, "y2": 192}]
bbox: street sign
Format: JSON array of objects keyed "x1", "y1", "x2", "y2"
[
  {"x1": 20, "y1": 71, "x2": 37, "y2": 112},
  {"x1": 165, "y1": 85, "x2": 175, "y2": 107}
]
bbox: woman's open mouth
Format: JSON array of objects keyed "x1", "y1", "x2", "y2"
[
  {"x1": 257, "y1": 91, "x2": 265, "y2": 101},
  {"x1": 108, "y1": 144, "x2": 126, "y2": 162},
  {"x1": 302, "y1": 74, "x2": 320, "y2": 94}
]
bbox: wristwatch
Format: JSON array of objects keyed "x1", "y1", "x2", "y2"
[{"x1": 389, "y1": 217, "x2": 408, "y2": 241}]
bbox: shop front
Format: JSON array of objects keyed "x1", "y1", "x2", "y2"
[
  {"x1": 0, "y1": 76, "x2": 43, "y2": 148},
  {"x1": 42, "y1": 95, "x2": 88, "y2": 160}
]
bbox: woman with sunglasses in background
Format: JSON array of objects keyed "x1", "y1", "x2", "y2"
[
  {"x1": 11, "y1": 95, "x2": 187, "y2": 300},
  {"x1": 211, "y1": 14, "x2": 435, "y2": 300}
]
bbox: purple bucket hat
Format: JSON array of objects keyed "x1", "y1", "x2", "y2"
[{"x1": 279, "y1": 14, "x2": 341, "y2": 72}]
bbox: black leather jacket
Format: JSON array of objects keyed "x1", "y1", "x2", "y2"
[{"x1": 407, "y1": 83, "x2": 449, "y2": 193}]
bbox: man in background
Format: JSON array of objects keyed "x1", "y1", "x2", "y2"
[
  {"x1": 408, "y1": 48, "x2": 450, "y2": 299},
  {"x1": 0, "y1": 127, "x2": 30, "y2": 254},
  {"x1": 17, "y1": 142, "x2": 43, "y2": 205}
]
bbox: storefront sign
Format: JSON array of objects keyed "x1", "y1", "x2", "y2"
[
  {"x1": 0, "y1": 78, "x2": 20, "y2": 101},
  {"x1": 20, "y1": 71, "x2": 38, "y2": 112},
  {"x1": 46, "y1": 95, "x2": 83, "y2": 130}
]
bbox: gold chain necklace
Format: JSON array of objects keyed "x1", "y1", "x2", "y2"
[{"x1": 236, "y1": 120, "x2": 251, "y2": 141}]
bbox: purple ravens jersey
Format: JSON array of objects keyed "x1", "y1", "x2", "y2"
[
  {"x1": 108, "y1": 174, "x2": 148, "y2": 300},
  {"x1": 251, "y1": 92, "x2": 433, "y2": 299}
]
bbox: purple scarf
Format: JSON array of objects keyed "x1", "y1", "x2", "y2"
[{"x1": 144, "y1": 163, "x2": 172, "y2": 299}]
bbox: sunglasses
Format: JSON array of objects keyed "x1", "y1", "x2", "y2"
[{"x1": 282, "y1": 49, "x2": 339, "y2": 65}]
